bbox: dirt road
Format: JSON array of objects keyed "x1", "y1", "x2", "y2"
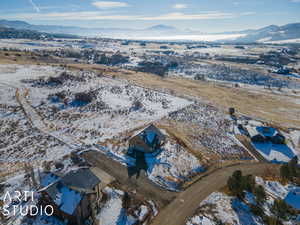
[
  {"x1": 14, "y1": 75, "x2": 280, "y2": 225},
  {"x1": 150, "y1": 163, "x2": 279, "y2": 225},
  {"x1": 83, "y1": 149, "x2": 278, "y2": 225},
  {"x1": 15, "y1": 87, "x2": 176, "y2": 208}
]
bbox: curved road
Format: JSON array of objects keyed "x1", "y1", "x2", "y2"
[
  {"x1": 15, "y1": 86, "x2": 278, "y2": 225},
  {"x1": 150, "y1": 163, "x2": 279, "y2": 225}
]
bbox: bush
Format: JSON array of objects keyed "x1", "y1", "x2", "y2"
[
  {"x1": 254, "y1": 185, "x2": 267, "y2": 206},
  {"x1": 271, "y1": 199, "x2": 293, "y2": 220},
  {"x1": 96, "y1": 53, "x2": 129, "y2": 66},
  {"x1": 194, "y1": 74, "x2": 206, "y2": 81},
  {"x1": 55, "y1": 162, "x2": 64, "y2": 170},
  {"x1": 227, "y1": 170, "x2": 244, "y2": 199},
  {"x1": 74, "y1": 92, "x2": 94, "y2": 103},
  {"x1": 227, "y1": 171, "x2": 257, "y2": 199},
  {"x1": 280, "y1": 156, "x2": 299, "y2": 182},
  {"x1": 263, "y1": 216, "x2": 283, "y2": 225},
  {"x1": 242, "y1": 174, "x2": 255, "y2": 192},
  {"x1": 250, "y1": 204, "x2": 265, "y2": 217},
  {"x1": 137, "y1": 61, "x2": 169, "y2": 77},
  {"x1": 122, "y1": 192, "x2": 131, "y2": 210}
]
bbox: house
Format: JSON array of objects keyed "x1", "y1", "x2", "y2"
[
  {"x1": 39, "y1": 167, "x2": 115, "y2": 225},
  {"x1": 284, "y1": 187, "x2": 300, "y2": 211},
  {"x1": 129, "y1": 124, "x2": 166, "y2": 153},
  {"x1": 247, "y1": 126, "x2": 266, "y2": 142},
  {"x1": 246, "y1": 126, "x2": 285, "y2": 144}
]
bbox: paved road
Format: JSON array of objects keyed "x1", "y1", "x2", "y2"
[{"x1": 150, "y1": 162, "x2": 279, "y2": 225}]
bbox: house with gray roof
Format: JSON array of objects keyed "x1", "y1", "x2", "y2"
[
  {"x1": 129, "y1": 124, "x2": 166, "y2": 154},
  {"x1": 39, "y1": 167, "x2": 114, "y2": 225}
]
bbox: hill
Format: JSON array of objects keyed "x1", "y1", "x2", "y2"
[
  {"x1": 234, "y1": 23, "x2": 300, "y2": 43},
  {"x1": 0, "y1": 26, "x2": 78, "y2": 39}
]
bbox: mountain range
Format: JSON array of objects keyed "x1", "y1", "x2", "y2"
[
  {"x1": 0, "y1": 19, "x2": 300, "y2": 43},
  {"x1": 233, "y1": 23, "x2": 300, "y2": 43}
]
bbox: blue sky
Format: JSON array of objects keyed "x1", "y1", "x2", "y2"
[{"x1": 0, "y1": 0, "x2": 300, "y2": 32}]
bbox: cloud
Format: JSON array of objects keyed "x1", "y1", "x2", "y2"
[
  {"x1": 290, "y1": 0, "x2": 300, "y2": 2},
  {"x1": 241, "y1": 12, "x2": 256, "y2": 16},
  {"x1": 29, "y1": 0, "x2": 40, "y2": 13},
  {"x1": 3, "y1": 11, "x2": 138, "y2": 20},
  {"x1": 3, "y1": 11, "x2": 252, "y2": 21},
  {"x1": 140, "y1": 12, "x2": 236, "y2": 20},
  {"x1": 173, "y1": 4, "x2": 187, "y2": 9},
  {"x1": 92, "y1": 1, "x2": 129, "y2": 9}
]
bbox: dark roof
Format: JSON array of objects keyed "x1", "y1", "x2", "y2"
[
  {"x1": 137, "y1": 124, "x2": 165, "y2": 142},
  {"x1": 44, "y1": 181, "x2": 83, "y2": 215},
  {"x1": 60, "y1": 168, "x2": 101, "y2": 190},
  {"x1": 40, "y1": 168, "x2": 102, "y2": 215}
]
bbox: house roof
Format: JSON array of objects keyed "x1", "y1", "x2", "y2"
[
  {"x1": 40, "y1": 172, "x2": 60, "y2": 187},
  {"x1": 256, "y1": 126, "x2": 277, "y2": 138},
  {"x1": 44, "y1": 181, "x2": 83, "y2": 215},
  {"x1": 129, "y1": 124, "x2": 166, "y2": 152},
  {"x1": 284, "y1": 187, "x2": 300, "y2": 211},
  {"x1": 132, "y1": 124, "x2": 165, "y2": 143},
  {"x1": 40, "y1": 167, "x2": 115, "y2": 216},
  {"x1": 246, "y1": 126, "x2": 260, "y2": 138},
  {"x1": 60, "y1": 168, "x2": 101, "y2": 190}
]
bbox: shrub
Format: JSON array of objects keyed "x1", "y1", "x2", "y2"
[
  {"x1": 227, "y1": 171, "x2": 257, "y2": 199},
  {"x1": 271, "y1": 199, "x2": 292, "y2": 220},
  {"x1": 263, "y1": 216, "x2": 283, "y2": 225},
  {"x1": 250, "y1": 204, "x2": 265, "y2": 217},
  {"x1": 280, "y1": 156, "x2": 299, "y2": 182},
  {"x1": 227, "y1": 170, "x2": 244, "y2": 199},
  {"x1": 137, "y1": 61, "x2": 169, "y2": 77},
  {"x1": 254, "y1": 185, "x2": 267, "y2": 206}
]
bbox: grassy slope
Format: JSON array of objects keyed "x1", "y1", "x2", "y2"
[{"x1": 0, "y1": 50, "x2": 299, "y2": 127}]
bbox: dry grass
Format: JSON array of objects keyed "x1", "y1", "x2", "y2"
[
  {"x1": 0, "y1": 162, "x2": 26, "y2": 181},
  {"x1": 156, "y1": 122, "x2": 208, "y2": 163},
  {"x1": 1, "y1": 50, "x2": 299, "y2": 127}
]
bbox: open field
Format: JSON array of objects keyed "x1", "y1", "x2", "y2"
[
  {"x1": 0, "y1": 41, "x2": 299, "y2": 225},
  {"x1": 0, "y1": 50, "x2": 299, "y2": 128}
]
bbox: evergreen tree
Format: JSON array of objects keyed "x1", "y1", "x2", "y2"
[
  {"x1": 271, "y1": 199, "x2": 290, "y2": 220},
  {"x1": 254, "y1": 185, "x2": 267, "y2": 206},
  {"x1": 242, "y1": 174, "x2": 255, "y2": 192},
  {"x1": 227, "y1": 170, "x2": 245, "y2": 199},
  {"x1": 280, "y1": 164, "x2": 291, "y2": 181}
]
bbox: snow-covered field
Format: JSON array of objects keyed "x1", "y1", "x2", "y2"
[
  {"x1": 187, "y1": 177, "x2": 300, "y2": 225},
  {"x1": 168, "y1": 104, "x2": 252, "y2": 161},
  {"x1": 95, "y1": 127, "x2": 203, "y2": 190},
  {"x1": 96, "y1": 187, "x2": 156, "y2": 225},
  {"x1": 172, "y1": 61, "x2": 299, "y2": 89},
  {"x1": 10, "y1": 65, "x2": 191, "y2": 144},
  {"x1": 0, "y1": 64, "x2": 200, "y2": 190},
  {"x1": 124, "y1": 34, "x2": 246, "y2": 42},
  {"x1": 146, "y1": 140, "x2": 203, "y2": 190},
  {"x1": 0, "y1": 99, "x2": 71, "y2": 164}
]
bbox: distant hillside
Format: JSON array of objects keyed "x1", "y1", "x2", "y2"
[
  {"x1": 0, "y1": 20, "x2": 184, "y2": 37},
  {"x1": 234, "y1": 23, "x2": 300, "y2": 43},
  {"x1": 0, "y1": 20, "x2": 87, "y2": 36},
  {"x1": 0, "y1": 26, "x2": 78, "y2": 39},
  {"x1": 1, "y1": 19, "x2": 300, "y2": 43},
  {"x1": 146, "y1": 25, "x2": 177, "y2": 31}
]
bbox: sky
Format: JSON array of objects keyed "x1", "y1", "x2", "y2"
[{"x1": 0, "y1": 0, "x2": 300, "y2": 32}]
